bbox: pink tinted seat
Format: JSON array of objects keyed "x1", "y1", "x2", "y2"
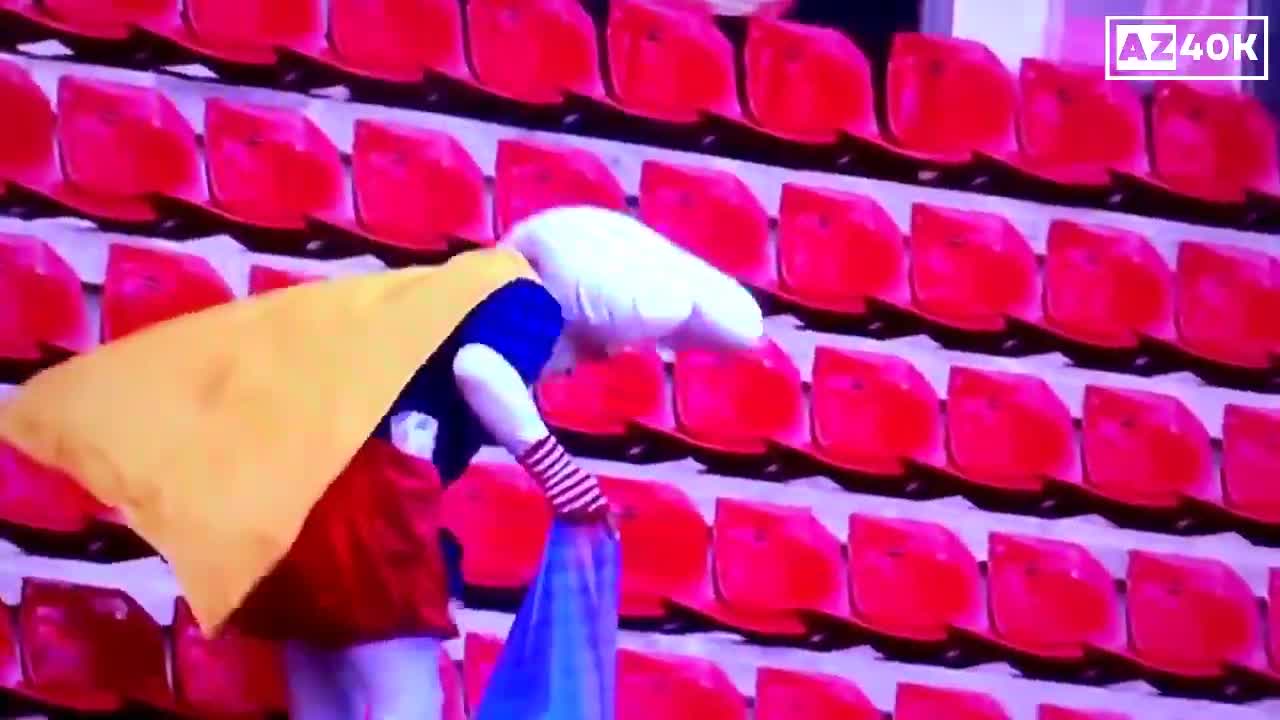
[
  {"x1": 906, "y1": 204, "x2": 1039, "y2": 332},
  {"x1": 939, "y1": 366, "x2": 1078, "y2": 493},
  {"x1": 19, "y1": 579, "x2": 174, "y2": 712},
  {"x1": 639, "y1": 160, "x2": 772, "y2": 287},
  {"x1": 617, "y1": 649, "x2": 747, "y2": 720},
  {"x1": 172, "y1": 598, "x2": 287, "y2": 715},
  {"x1": 994, "y1": 59, "x2": 1147, "y2": 186},
  {"x1": 0, "y1": 442, "x2": 109, "y2": 533},
  {"x1": 1122, "y1": 551, "x2": 1266, "y2": 678},
  {"x1": 100, "y1": 244, "x2": 235, "y2": 342},
  {"x1": 467, "y1": 0, "x2": 604, "y2": 104},
  {"x1": 1147, "y1": 81, "x2": 1280, "y2": 204},
  {"x1": 886, "y1": 33, "x2": 1017, "y2": 163},
  {"x1": 1039, "y1": 706, "x2": 1133, "y2": 720},
  {"x1": 0, "y1": 599, "x2": 21, "y2": 699},
  {"x1": 288, "y1": 0, "x2": 468, "y2": 83},
  {"x1": 536, "y1": 346, "x2": 665, "y2": 440},
  {"x1": 1040, "y1": 220, "x2": 1175, "y2": 349},
  {"x1": 602, "y1": 0, "x2": 742, "y2": 122},
  {"x1": 755, "y1": 667, "x2": 880, "y2": 720},
  {"x1": 1076, "y1": 385, "x2": 1215, "y2": 509},
  {"x1": 1173, "y1": 241, "x2": 1280, "y2": 371},
  {"x1": 895, "y1": 684, "x2": 1011, "y2": 720},
  {"x1": 166, "y1": 99, "x2": 347, "y2": 234},
  {"x1": 1219, "y1": 404, "x2": 1280, "y2": 525},
  {"x1": 0, "y1": 0, "x2": 178, "y2": 41},
  {"x1": 0, "y1": 234, "x2": 90, "y2": 366},
  {"x1": 440, "y1": 463, "x2": 551, "y2": 591},
  {"x1": 643, "y1": 340, "x2": 804, "y2": 458},
  {"x1": 247, "y1": 264, "x2": 318, "y2": 294},
  {"x1": 742, "y1": 19, "x2": 879, "y2": 143},
  {"x1": 139, "y1": 0, "x2": 324, "y2": 67},
  {"x1": 845, "y1": 514, "x2": 984, "y2": 642},
  {"x1": 494, "y1": 139, "x2": 627, "y2": 236},
  {"x1": 0, "y1": 60, "x2": 56, "y2": 189},
  {"x1": 600, "y1": 475, "x2": 709, "y2": 620},
  {"x1": 770, "y1": 183, "x2": 909, "y2": 315},
  {"x1": 673, "y1": 498, "x2": 844, "y2": 637},
  {"x1": 963, "y1": 533, "x2": 1123, "y2": 661},
  {"x1": 463, "y1": 633, "x2": 504, "y2": 714},
  {"x1": 777, "y1": 346, "x2": 943, "y2": 477},
  {"x1": 14, "y1": 75, "x2": 201, "y2": 225},
  {"x1": 314, "y1": 119, "x2": 488, "y2": 260}
]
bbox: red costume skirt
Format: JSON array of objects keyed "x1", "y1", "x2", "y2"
[{"x1": 231, "y1": 437, "x2": 458, "y2": 648}]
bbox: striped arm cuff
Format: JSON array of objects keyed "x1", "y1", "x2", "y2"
[{"x1": 517, "y1": 436, "x2": 607, "y2": 517}]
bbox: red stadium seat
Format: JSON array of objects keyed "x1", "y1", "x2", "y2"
[
  {"x1": 1040, "y1": 220, "x2": 1175, "y2": 349},
  {"x1": 100, "y1": 244, "x2": 235, "y2": 342},
  {"x1": 886, "y1": 33, "x2": 1018, "y2": 163},
  {"x1": 139, "y1": 0, "x2": 324, "y2": 68},
  {"x1": 937, "y1": 367, "x2": 1078, "y2": 493},
  {"x1": 0, "y1": 599, "x2": 21, "y2": 697},
  {"x1": 602, "y1": 0, "x2": 742, "y2": 122},
  {"x1": 775, "y1": 346, "x2": 944, "y2": 478},
  {"x1": 895, "y1": 683, "x2": 1011, "y2": 720},
  {"x1": 844, "y1": 514, "x2": 984, "y2": 642},
  {"x1": 600, "y1": 475, "x2": 709, "y2": 620},
  {"x1": 754, "y1": 667, "x2": 880, "y2": 720},
  {"x1": 641, "y1": 340, "x2": 804, "y2": 459},
  {"x1": 1039, "y1": 706, "x2": 1132, "y2": 720},
  {"x1": 617, "y1": 649, "x2": 747, "y2": 720},
  {"x1": 247, "y1": 264, "x2": 319, "y2": 294},
  {"x1": 0, "y1": 441, "x2": 109, "y2": 533},
  {"x1": 494, "y1": 139, "x2": 627, "y2": 236},
  {"x1": 1218, "y1": 404, "x2": 1280, "y2": 525},
  {"x1": 463, "y1": 633, "x2": 504, "y2": 714},
  {"x1": 312, "y1": 119, "x2": 488, "y2": 261},
  {"x1": 742, "y1": 18, "x2": 879, "y2": 143},
  {"x1": 19, "y1": 579, "x2": 175, "y2": 712},
  {"x1": 769, "y1": 183, "x2": 910, "y2": 316},
  {"x1": 12, "y1": 75, "x2": 202, "y2": 226},
  {"x1": 906, "y1": 204, "x2": 1039, "y2": 332},
  {"x1": 467, "y1": 0, "x2": 604, "y2": 104},
  {"x1": 989, "y1": 59, "x2": 1147, "y2": 186},
  {"x1": 536, "y1": 347, "x2": 666, "y2": 441},
  {"x1": 0, "y1": 59, "x2": 56, "y2": 189},
  {"x1": 172, "y1": 598, "x2": 287, "y2": 715},
  {"x1": 286, "y1": 0, "x2": 469, "y2": 83},
  {"x1": 164, "y1": 99, "x2": 347, "y2": 238},
  {"x1": 959, "y1": 533, "x2": 1123, "y2": 661},
  {"x1": 1172, "y1": 241, "x2": 1280, "y2": 371},
  {"x1": 1146, "y1": 81, "x2": 1280, "y2": 204},
  {"x1": 639, "y1": 160, "x2": 772, "y2": 287},
  {"x1": 0, "y1": 234, "x2": 91, "y2": 366},
  {"x1": 1120, "y1": 551, "x2": 1266, "y2": 678},
  {"x1": 673, "y1": 498, "x2": 844, "y2": 636},
  {"x1": 439, "y1": 644, "x2": 466, "y2": 720},
  {"x1": 1074, "y1": 385, "x2": 1215, "y2": 509},
  {"x1": 0, "y1": 0, "x2": 177, "y2": 42},
  {"x1": 1270, "y1": 570, "x2": 1279, "y2": 673},
  {"x1": 440, "y1": 462, "x2": 551, "y2": 591}
]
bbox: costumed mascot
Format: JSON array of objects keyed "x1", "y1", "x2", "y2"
[{"x1": 0, "y1": 206, "x2": 765, "y2": 719}]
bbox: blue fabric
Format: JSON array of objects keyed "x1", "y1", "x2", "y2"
[
  {"x1": 475, "y1": 521, "x2": 619, "y2": 720},
  {"x1": 370, "y1": 278, "x2": 565, "y2": 483}
]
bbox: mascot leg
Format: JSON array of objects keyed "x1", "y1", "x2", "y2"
[
  {"x1": 343, "y1": 636, "x2": 445, "y2": 720},
  {"x1": 283, "y1": 642, "x2": 357, "y2": 720}
]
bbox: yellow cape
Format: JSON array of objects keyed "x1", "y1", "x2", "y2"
[{"x1": 0, "y1": 248, "x2": 537, "y2": 633}]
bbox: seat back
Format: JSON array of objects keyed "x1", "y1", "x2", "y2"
[
  {"x1": 1018, "y1": 59, "x2": 1147, "y2": 176},
  {"x1": 1175, "y1": 241, "x2": 1280, "y2": 368},
  {"x1": 468, "y1": 0, "x2": 603, "y2": 102},
  {"x1": 329, "y1": 0, "x2": 467, "y2": 76},
  {"x1": 895, "y1": 684, "x2": 1012, "y2": 720},
  {"x1": 536, "y1": 346, "x2": 666, "y2": 436},
  {"x1": 187, "y1": 0, "x2": 323, "y2": 50},
  {"x1": 1221, "y1": 404, "x2": 1280, "y2": 520},
  {"x1": 172, "y1": 598, "x2": 287, "y2": 715},
  {"x1": 247, "y1": 264, "x2": 319, "y2": 294},
  {"x1": 672, "y1": 339, "x2": 804, "y2": 451},
  {"x1": 0, "y1": 234, "x2": 90, "y2": 360},
  {"x1": 617, "y1": 648, "x2": 748, "y2": 720},
  {"x1": 755, "y1": 667, "x2": 880, "y2": 720},
  {"x1": 100, "y1": 244, "x2": 235, "y2": 342},
  {"x1": 0, "y1": 59, "x2": 56, "y2": 185},
  {"x1": 440, "y1": 462, "x2": 551, "y2": 590},
  {"x1": 40, "y1": 0, "x2": 178, "y2": 33},
  {"x1": 494, "y1": 139, "x2": 627, "y2": 236}
]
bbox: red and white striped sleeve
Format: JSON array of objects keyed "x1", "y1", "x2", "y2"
[{"x1": 517, "y1": 436, "x2": 608, "y2": 519}]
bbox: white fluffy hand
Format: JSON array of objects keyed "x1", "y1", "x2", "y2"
[
  {"x1": 501, "y1": 206, "x2": 765, "y2": 354},
  {"x1": 389, "y1": 411, "x2": 439, "y2": 461}
]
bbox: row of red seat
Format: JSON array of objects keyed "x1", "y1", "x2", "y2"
[
  {"x1": 0, "y1": 66, "x2": 1275, "y2": 383},
  {"x1": 2, "y1": 455, "x2": 1277, "y2": 697},
  {"x1": 1, "y1": 234, "x2": 1276, "y2": 537},
  {"x1": 2, "y1": 0, "x2": 1277, "y2": 224},
  {"x1": 0, "y1": 570, "x2": 1144, "y2": 719},
  {"x1": 469, "y1": 633, "x2": 1134, "y2": 720}
]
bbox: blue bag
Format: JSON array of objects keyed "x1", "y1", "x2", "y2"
[{"x1": 474, "y1": 520, "x2": 619, "y2": 720}]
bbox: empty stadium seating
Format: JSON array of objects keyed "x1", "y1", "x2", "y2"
[
  {"x1": 1169, "y1": 241, "x2": 1280, "y2": 373},
  {"x1": 894, "y1": 683, "x2": 1011, "y2": 720},
  {"x1": 137, "y1": 0, "x2": 325, "y2": 70},
  {"x1": 754, "y1": 667, "x2": 881, "y2": 720},
  {"x1": 466, "y1": 0, "x2": 603, "y2": 104},
  {"x1": 0, "y1": 0, "x2": 179, "y2": 44},
  {"x1": 0, "y1": 60, "x2": 57, "y2": 190},
  {"x1": 535, "y1": 346, "x2": 666, "y2": 446},
  {"x1": 494, "y1": 138, "x2": 627, "y2": 236},
  {"x1": 0, "y1": 234, "x2": 90, "y2": 371},
  {"x1": 171, "y1": 598, "x2": 287, "y2": 715},
  {"x1": 1215, "y1": 404, "x2": 1280, "y2": 526},
  {"x1": 247, "y1": 263, "x2": 318, "y2": 293},
  {"x1": 617, "y1": 648, "x2": 747, "y2": 720},
  {"x1": 440, "y1": 462, "x2": 551, "y2": 592},
  {"x1": 99, "y1": 243, "x2": 235, "y2": 342}
]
